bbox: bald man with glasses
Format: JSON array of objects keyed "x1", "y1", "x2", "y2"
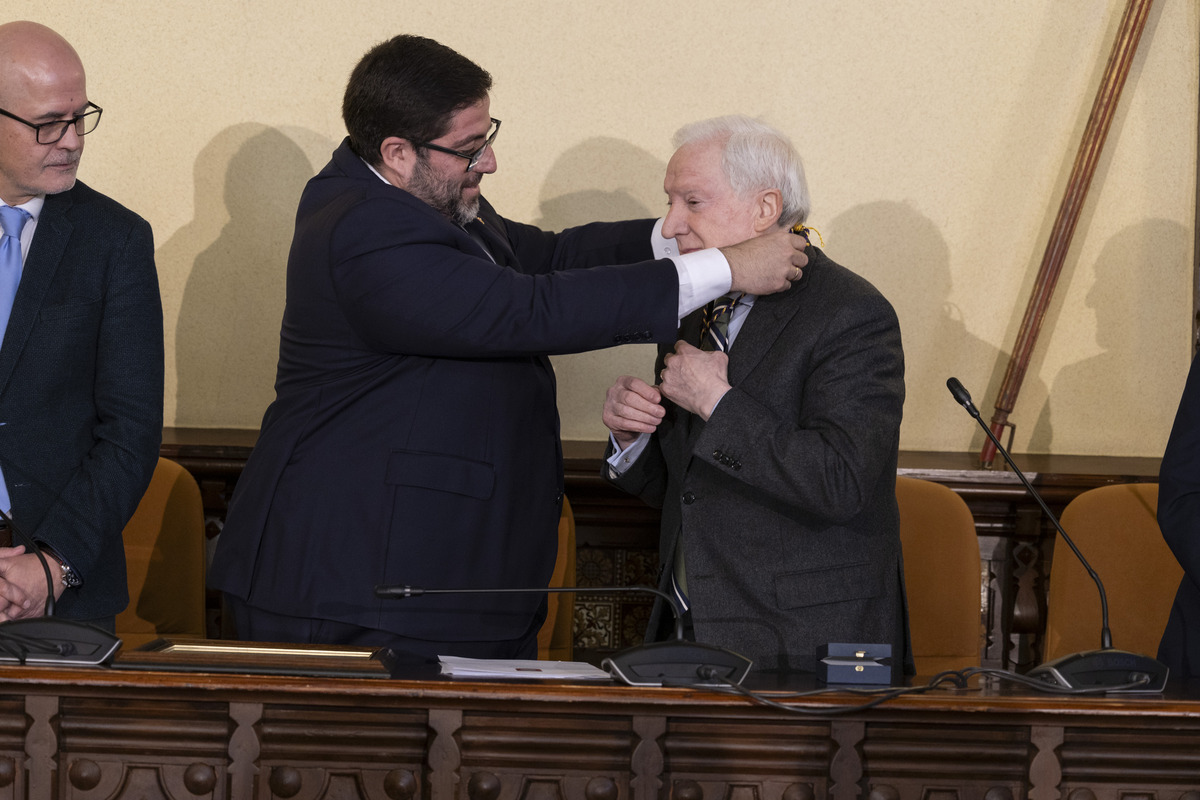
[{"x1": 0, "y1": 21, "x2": 163, "y2": 631}]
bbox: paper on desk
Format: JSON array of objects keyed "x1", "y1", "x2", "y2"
[{"x1": 438, "y1": 655, "x2": 611, "y2": 680}]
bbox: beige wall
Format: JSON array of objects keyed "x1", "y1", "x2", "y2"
[{"x1": 11, "y1": 0, "x2": 1198, "y2": 456}]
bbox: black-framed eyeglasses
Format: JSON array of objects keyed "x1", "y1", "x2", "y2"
[
  {"x1": 0, "y1": 102, "x2": 103, "y2": 145},
  {"x1": 416, "y1": 118, "x2": 500, "y2": 173}
]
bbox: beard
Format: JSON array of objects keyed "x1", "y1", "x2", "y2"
[{"x1": 408, "y1": 154, "x2": 481, "y2": 227}]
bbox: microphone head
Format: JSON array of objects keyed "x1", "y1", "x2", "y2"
[
  {"x1": 946, "y1": 377, "x2": 979, "y2": 416},
  {"x1": 374, "y1": 585, "x2": 421, "y2": 598}
]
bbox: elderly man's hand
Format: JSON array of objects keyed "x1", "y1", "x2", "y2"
[
  {"x1": 721, "y1": 226, "x2": 808, "y2": 295},
  {"x1": 603, "y1": 375, "x2": 665, "y2": 449},
  {"x1": 659, "y1": 341, "x2": 731, "y2": 420}
]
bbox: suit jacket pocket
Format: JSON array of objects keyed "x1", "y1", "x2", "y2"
[
  {"x1": 385, "y1": 450, "x2": 495, "y2": 500},
  {"x1": 39, "y1": 299, "x2": 100, "y2": 321},
  {"x1": 775, "y1": 561, "x2": 880, "y2": 610}
]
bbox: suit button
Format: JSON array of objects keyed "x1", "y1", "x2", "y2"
[
  {"x1": 712, "y1": 450, "x2": 722, "y2": 459},
  {"x1": 682, "y1": 491, "x2": 696, "y2": 505},
  {"x1": 554, "y1": 491, "x2": 563, "y2": 504}
]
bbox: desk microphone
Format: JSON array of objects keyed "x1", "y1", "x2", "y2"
[
  {"x1": 375, "y1": 583, "x2": 752, "y2": 686},
  {"x1": 946, "y1": 377, "x2": 1168, "y2": 692},
  {"x1": 0, "y1": 506, "x2": 121, "y2": 666}
]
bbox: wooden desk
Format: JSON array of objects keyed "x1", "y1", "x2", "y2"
[{"x1": 0, "y1": 648, "x2": 1197, "y2": 800}]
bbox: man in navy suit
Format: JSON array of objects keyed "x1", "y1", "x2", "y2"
[
  {"x1": 208, "y1": 35, "x2": 807, "y2": 659},
  {"x1": 0, "y1": 22, "x2": 163, "y2": 628},
  {"x1": 1158, "y1": 352, "x2": 1200, "y2": 678},
  {"x1": 604, "y1": 117, "x2": 911, "y2": 676}
]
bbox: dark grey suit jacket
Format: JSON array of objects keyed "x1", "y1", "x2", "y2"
[
  {"x1": 609, "y1": 247, "x2": 911, "y2": 674},
  {"x1": 0, "y1": 182, "x2": 163, "y2": 620}
]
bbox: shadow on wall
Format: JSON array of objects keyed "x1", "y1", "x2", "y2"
[
  {"x1": 162, "y1": 125, "x2": 334, "y2": 428},
  {"x1": 538, "y1": 138, "x2": 667, "y2": 441},
  {"x1": 1029, "y1": 219, "x2": 1189, "y2": 456},
  {"x1": 824, "y1": 200, "x2": 1045, "y2": 453},
  {"x1": 534, "y1": 137, "x2": 665, "y2": 229}
]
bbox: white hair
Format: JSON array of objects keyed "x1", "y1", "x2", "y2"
[{"x1": 672, "y1": 115, "x2": 810, "y2": 228}]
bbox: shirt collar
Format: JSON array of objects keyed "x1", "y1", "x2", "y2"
[{"x1": 2, "y1": 196, "x2": 44, "y2": 221}]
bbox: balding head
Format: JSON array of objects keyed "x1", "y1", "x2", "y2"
[
  {"x1": 0, "y1": 21, "x2": 90, "y2": 204},
  {"x1": 0, "y1": 22, "x2": 85, "y2": 106}
]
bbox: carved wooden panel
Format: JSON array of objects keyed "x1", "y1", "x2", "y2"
[
  {"x1": 1058, "y1": 726, "x2": 1200, "y2": 797},
  {"x1": 860, "y1": 721, "x2": 1028, "y2": 799},
  {"x1": 254, "y1": 704, "x2": 428, "y2": 800},
  {"x1": 656, "y1": 717, "x2": 835, "y2": 800},
  {"x1": 1, "y1": 664, "x2": 1200, "y2": 799},
  {"x1": 56, "y1": 696, "x2": 229, "y2": 800},
  {"x1": 0, "y1": 695, "x2": 25, "y2": 800},
  {"x1": 456, "y1": 710, "x2": 634, "y2": 800}
]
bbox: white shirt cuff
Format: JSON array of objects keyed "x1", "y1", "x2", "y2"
[
  {"x1": 652, "y1": 218, "x2": 732, "y2": 319},
  {"x1": 606, "y1": 432, "x2": 652, "y2": 477}
]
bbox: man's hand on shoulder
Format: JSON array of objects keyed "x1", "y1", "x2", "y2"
[
  {"x1": 603, "y1": 375, "x2": 665, "y2": 450},
  {"x1": 722, "y1": 226, "x2": 808, "y2": 295}
]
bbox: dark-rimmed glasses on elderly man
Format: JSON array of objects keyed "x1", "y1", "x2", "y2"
[
  {"x1": 0, "y1": 103, "x2": 103, "y2": 145},
  {"x1": 416, "y1": 118, "x2": 500, "y2": 173}
]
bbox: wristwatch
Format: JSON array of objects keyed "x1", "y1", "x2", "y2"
[
  {"x1": 40, "y1": 546, "x2": 82, "y2": 589},
  {"x1": 57, "y1": 559, "x2": 82, "y2": 589}
]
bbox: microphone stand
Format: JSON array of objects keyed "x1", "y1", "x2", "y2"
[
  {"x1": 375, "y1": 583, "x2": 752, "y2": 686},
  {"x1": 0, "y1": 507, "x2": 121, "y2": 666},
  {"x1": 946, "y1": 377, "x2": 1168, "y2": 692}
]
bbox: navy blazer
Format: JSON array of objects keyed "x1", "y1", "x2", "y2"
[
  {"x1": 1158, "y1": 352, "x2": 1200, "y2": 677},
  {"x1": 0, "y1": 182, "x2": 163, "y2": 620},
  {"x1": 609, "y1": 248, "x2": 911, "y2": 674},
  {"x1": 209, "y1": 139, "x2": 681, "y2": 647}
]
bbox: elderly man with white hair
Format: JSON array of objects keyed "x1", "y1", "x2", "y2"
[{"x1": 603, "y1": 115, "x2": 911, "y2": 677}]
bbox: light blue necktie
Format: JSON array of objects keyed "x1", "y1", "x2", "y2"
[{"x1": 0, "y1": 205, "x2": 30, "y2": 514}]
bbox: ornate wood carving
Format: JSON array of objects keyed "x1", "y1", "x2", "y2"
[
  {"x1": 227, "y1": 701, "x2": 261, "y2": 800},
  {"x1": 828, "y1": 720, "x2": 864, "y2": 800},
  {"x1": 24, "y1": 695, "x2": 56, "y2": 799},
  {"x1": 630, "y1": 715, "x2": 664, "y2": 800},
  {"x1": 1028, "y1": 724, "x2": 1065, "y2": 800},
  {"x1": 0, "y1": 664, "x2": 1197, "y2": 797},
  {"x1": 428, "y1": 709, "x2": 462, "y2": 800}
]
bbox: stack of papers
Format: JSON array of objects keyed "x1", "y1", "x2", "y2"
[{"x1": 438, "y1": 655, "x2": 611, "y2": 680}]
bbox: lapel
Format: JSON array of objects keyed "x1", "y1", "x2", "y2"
[
  {"x1": 0, "y1": 190, "x2": 73, "y2": 395},
  {"x1": 677, "y1": 305, "x2": 706, "y2": 351},
  {"x1": 662, "y1": 310, "x2": 708, "y2": 452},
  {"x1": 725, "y1": 247, "x2": 815, "y2": 385},
  {"x1": 472, "y1": 205, "x2": 516, "y2": 267}
]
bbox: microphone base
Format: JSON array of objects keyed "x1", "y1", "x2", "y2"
[
  {"x1": 601, "y1": 639, "x2": 752, "y2": 687},
  {"x1": 1026, "y1": 648, "x2": 1168, "y2": 693},
  {"x1": 0, "y1": 618, "x2": 121, "y2": 666}
]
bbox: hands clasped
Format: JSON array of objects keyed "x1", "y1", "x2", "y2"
[{"x1": 0, "y1": 546, "x2": 49, "y2": 622}]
